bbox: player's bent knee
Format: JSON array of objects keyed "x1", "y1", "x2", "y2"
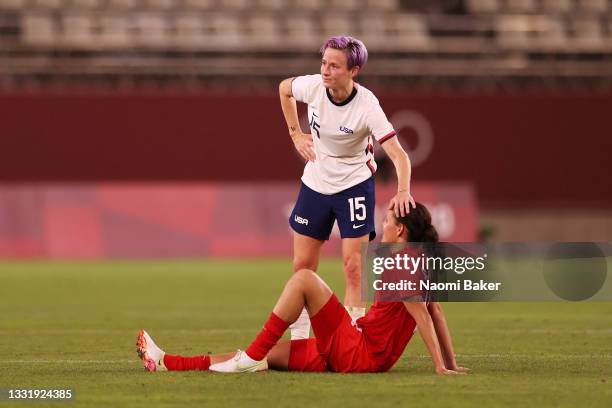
[
  {"x1": 289, "y1": 269, "x2": 316, "y2": 286},
  {"x1": 292, "y1": 255, "x2": 318, "y2": 272},
  {"x1": 292, "y1": 269, "x2": 331, "y2": 294},
  {"x1": 295, "y1": 268, "x2": 316, "y2": 280}
]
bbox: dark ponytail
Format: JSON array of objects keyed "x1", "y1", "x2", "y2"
[
  {"x1": 422, "y1": 224, "x2": 439, "y2": 243},
  {"x1": 396, "y1": 202, "x2": 439, "y2": 243},
  {"x1": 397, "y1": 202, "x2": 443, "y2": 301}
]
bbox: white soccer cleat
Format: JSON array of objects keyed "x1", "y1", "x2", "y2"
[
  {"x1": 208, "y1": 350, "x2": 268, "y2": 373},
  {"x1": 136, "y1": 330, "x2": 167, "y2": 372}
]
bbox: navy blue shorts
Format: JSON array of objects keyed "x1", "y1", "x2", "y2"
[{"x1": 289, "y1": 177, "x2": 376, "y2": 241}]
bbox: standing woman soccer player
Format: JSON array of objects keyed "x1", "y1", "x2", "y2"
[{"x1": 279, "y1": 36, "x2": 415, "y2": 338}]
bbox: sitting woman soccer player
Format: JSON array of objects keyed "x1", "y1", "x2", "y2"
[{"x1": 136, "y1": 203, "x2": 469, "y2": 375}]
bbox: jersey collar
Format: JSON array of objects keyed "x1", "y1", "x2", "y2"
[{"x1": 326, "y1": 86, "x2": 358, "y2": 107}]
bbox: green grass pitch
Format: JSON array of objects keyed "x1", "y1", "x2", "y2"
[{"x1": 0, "y1": 260, "x2": 611, "y2": 407}]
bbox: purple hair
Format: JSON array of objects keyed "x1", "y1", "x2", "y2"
[{"x1": 320, "y1": 36, "x2": 368, "y2": 70}]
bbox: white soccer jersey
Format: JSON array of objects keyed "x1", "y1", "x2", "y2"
[{"x1": 291, "y1": 74, "x2": 396, "y2": 195}]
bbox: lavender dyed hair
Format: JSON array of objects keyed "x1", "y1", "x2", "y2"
[{"x1": 319, "y1": 36, "x2": 368, "y2": 70}]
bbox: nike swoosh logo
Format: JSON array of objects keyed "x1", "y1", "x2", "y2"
[
  {"x1": 352, "y1": 224, "x2": 365, "y2": 229},
  {"x1": 236, "y1": 360, "x2": 266, "y2": 372}
]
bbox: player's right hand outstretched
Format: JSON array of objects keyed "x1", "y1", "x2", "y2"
[{"x1": 291, "y1": 132, "x2": 316, "y2": 162}]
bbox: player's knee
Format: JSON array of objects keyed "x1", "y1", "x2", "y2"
[
  {"x1": 292, "y1": 258, "x2": 317, "y2": 273},
  {"x1": 290, "y1": 268, "x2": 317, "y2": 286},
  {"x1": 343, "y1": 253, "x2": 362, "y2": 288}
]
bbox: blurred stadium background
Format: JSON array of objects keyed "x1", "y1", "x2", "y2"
[
  {"x1": 1, "y1": 0, "x2": 611, "y2": 258},
  {"x1": 1, "y1": 4, "x2": 611, "y2": 406}
]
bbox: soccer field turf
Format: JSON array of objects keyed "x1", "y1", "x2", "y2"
[{"x1": 1, "y1": 260, "x2": 611, "y2": 408}]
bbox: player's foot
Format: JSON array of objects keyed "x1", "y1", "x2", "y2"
[
  {"x1": 136, "y1": 330, "x2": 167, "y2": 372},
  {"x1": 208, "y1": 350, "x2": 268, "y2": 373}
]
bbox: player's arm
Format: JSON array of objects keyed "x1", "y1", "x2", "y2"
[
  {"x1": 427, "y1": 302, "x2": 470, "y2": 373},
  {"x1": 403, "y1": 301, "x2": 461, "y2": 375},
  {"x1": 381, "y1": 137, "x2": 415, "y2": 217},
  {"x1": 279, "y1": 78, "x2": 315, "y2": 162}
]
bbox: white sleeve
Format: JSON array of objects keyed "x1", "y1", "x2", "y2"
[
  {"x1": 367, "y1": 102, "x2": 396, "y2": 145},
  {"x1": 291, "y1": 74, "x2": 321, "y2": 104}
]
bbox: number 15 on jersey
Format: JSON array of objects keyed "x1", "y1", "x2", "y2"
[
  {"x1": 348, "y1": 197, "x2": 366, "y2": 222},
  {"x1": 309, "y1": 113, "x2": 320, "y2": 138}
]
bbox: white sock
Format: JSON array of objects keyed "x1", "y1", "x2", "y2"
[
  {"x1": 345, "y1": 306, "x2": 366, "y2": 323},
  {"x1": 289, "y1": 307, "x2": 311, "y2": 340}
]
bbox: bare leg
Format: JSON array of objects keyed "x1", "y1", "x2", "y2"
[
  {"x1": 292, "y1": 231, "x2": 324, "y2": 273},
  {"x1": 209, "y1": 270, "x2": 331, "y2": 369},
  {"x1": 266, "y1": 270, "x2": 333, "y2": 369},
  {"x1": 290, "y1": 234, "x2": 324, "y2": 340},
  {"x1": 272, "y1": 269, "x2": 333, "y2": 322},
  {"x1": 266, "y1": 340, "x2": 291, "y2": 370},
  {"x1": 209, "y1": 352, "x2": 238, "y2": 365},
  {"x1": 341, "y1": 235, "x2": 368, "y2": 308}
]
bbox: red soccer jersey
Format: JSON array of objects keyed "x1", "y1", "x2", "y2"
[
  {"x1": 356, "y1": 301, "x2": 417, "y2": 372},
  {"x1": 355, "y1": 245, "x2": 426, "y2": 371}
]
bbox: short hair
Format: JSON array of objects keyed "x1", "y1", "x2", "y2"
[{"x1": 319, "y1": 36, "x2": 368, "y2": 70}]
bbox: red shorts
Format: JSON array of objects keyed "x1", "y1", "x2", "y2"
[{"x1": 288, "y1": 294, "x2": 376, "y2": 373}]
